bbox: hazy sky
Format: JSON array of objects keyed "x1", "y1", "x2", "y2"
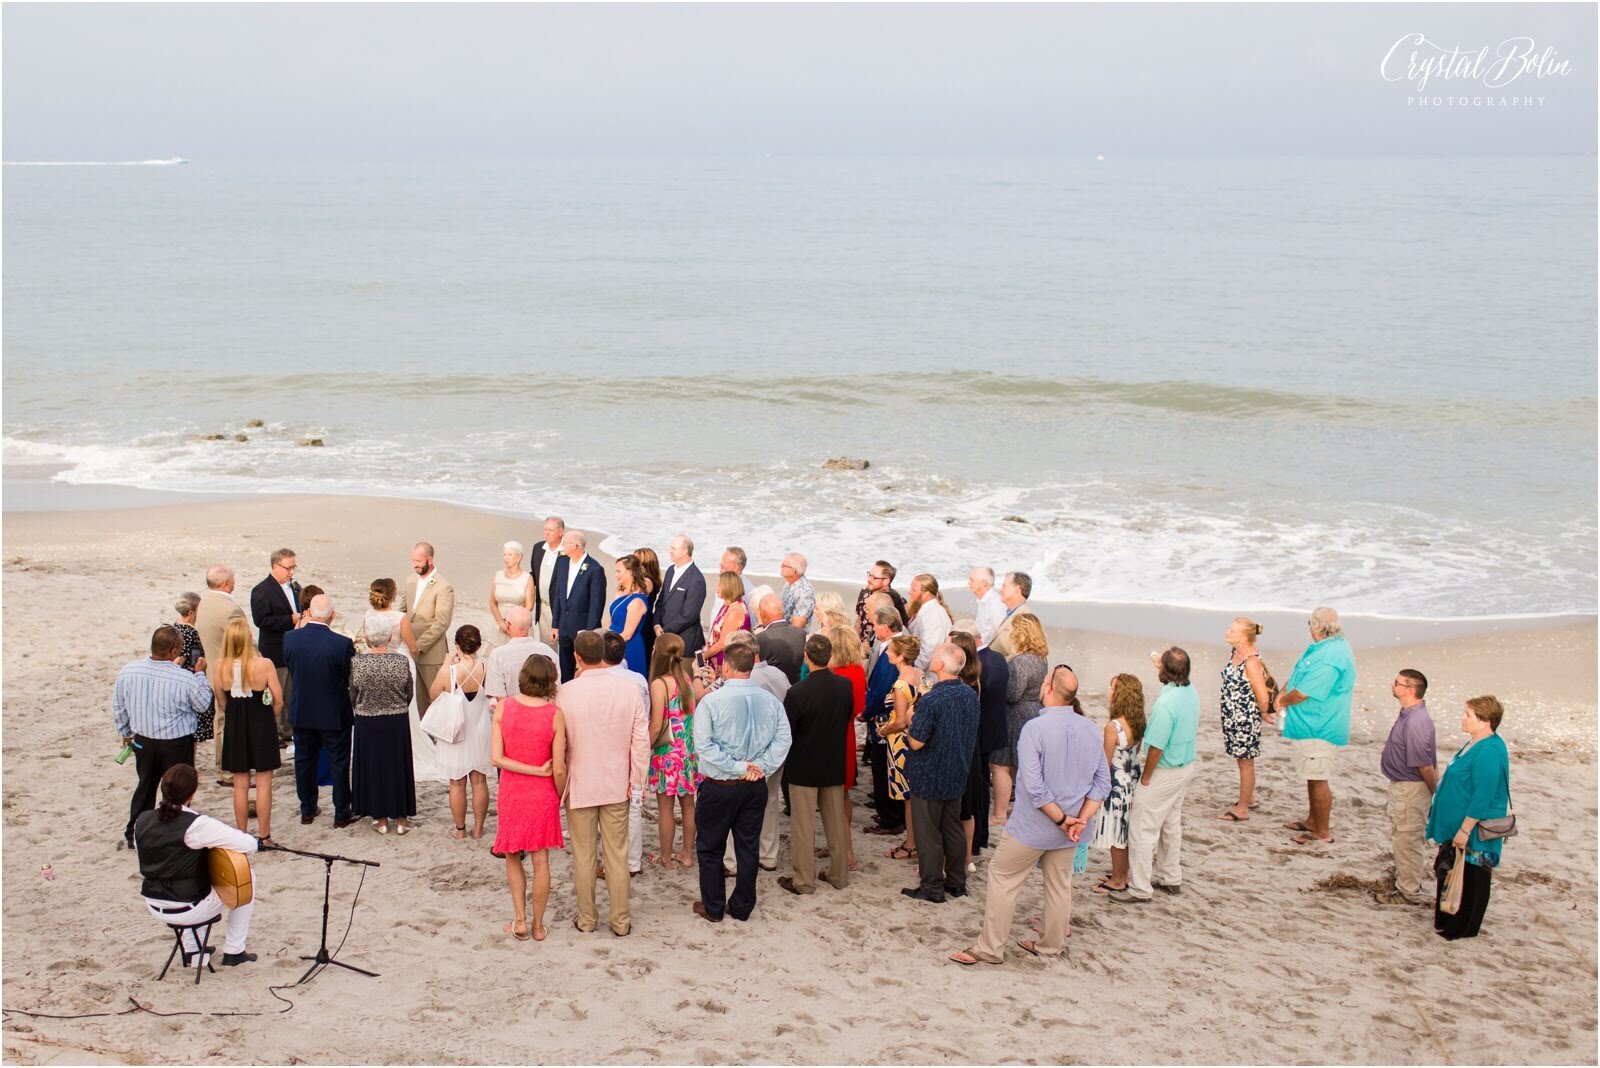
[{"x1": 4, "y1": 3, "x2": 1594, "y2": 159}]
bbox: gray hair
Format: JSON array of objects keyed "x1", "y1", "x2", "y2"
[
  {"x1": 724, "y1": 546, "x2": 748, "y2": 571},
  {"x1": 969, "y1": 567, "x2": 995, "y2": 587},
  {"x1": 270, "y1": 547, "x2": 297, "y2": 567},
  {"x1": 1002, "y1": 571, "x2": 1033, "y2": 600},
  {"x1": 672, "y1": 534, "x2": 694, "y2": 556},
  {"x1": 504, "y1": 606, "x2": 531, "y2": 634},
  {"x1": 949, "y1": 617, "x2": 980, "y2": 640},
  {"x1": 205, "y1": 565, "x2": 234, "y2": 590},
  {"x1": 783, "y1": 552, "x2": 808, "y2": 574},
  {"x1": 503, "y1": 540, "x2": 524, "y2": 560},
  {"x1": 563, "y1": 530, "x2": 587, "y2": 551},
  {"x1": 873, "y1": 607, "x2": 904, "y2": 631},
  {"x1": 307, "y1": 594, "x2": 335, "y2": 622},
  {"x1": 175, "y1": 592, "x2": 201, "y2": 617},
  {"x1": 933, "y1": 642, "x2": 967, "y2": 674},
  {"x1": 545, "y1": 515, "x2": 566, "y2": 532},
  {"x1": 726, "y1": 631, "x2": 758, "y2": 652},
  {"x1": 364, "y1": 615, "x2": 394, "y2": 646},
  {"x1": 1310, "y1": 606, "x2": 1342, "y2": 638}
]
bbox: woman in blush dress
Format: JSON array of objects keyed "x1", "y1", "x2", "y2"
[
  {"x1": 608, "y1": 555, "x2": 650, "y2": 675},
  {"x1": 702, "y1": 570, "x2": 751, "y2": 671},
  {"x1": 492, "y1": 654, "x2": 566, "y2": 942},
  {"x1": 488, "y1": 542, "x2": 535, "y2": 643},
  {"x1": 429, "y1": 625, "x2": 492, "y2": 840},
  {"x1": 350, "y1": 614, "x2": 417, "y2": 835}
]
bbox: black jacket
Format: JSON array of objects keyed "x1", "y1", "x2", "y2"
[
  {"x1": 758, "y1": 620, "x2": 807, "y2": 684},
  {"x1": 655, "y1": 562, "x2": 706, "y2": 655},
  {"x1": 250, "y1": 575, "x2": 301, "y2": 667},
  {"x1": 783, "y1": 667, "x2": 854, "y2": 788}
]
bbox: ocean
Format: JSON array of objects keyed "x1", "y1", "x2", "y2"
[{"x1": 3, "y1": 155, "x2": 1595, "y2": 619}]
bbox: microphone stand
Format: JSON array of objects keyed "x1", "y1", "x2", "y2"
[{"x1": 264, "y1": 843, "x2": 381, "y2": 982}]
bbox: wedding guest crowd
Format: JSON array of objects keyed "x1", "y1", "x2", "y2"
[{"x1": 124, "y1": 531, "x2": 1511, "y2": 956}]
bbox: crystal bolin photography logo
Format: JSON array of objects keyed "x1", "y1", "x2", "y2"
[{"x1": 1381, "y1": 33, "x2": 1572, "y2": 108}]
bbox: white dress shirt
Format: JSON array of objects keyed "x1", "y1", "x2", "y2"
[
  {"x1": 975, "y1": 588, "x2": 1007, "y2": 644},
  {"x1": 566, "y1": 554, "x2": 590, "y2": 596}
]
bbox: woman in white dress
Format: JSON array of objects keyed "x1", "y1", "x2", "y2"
[
  {"x1": 362, "y1": 578, "x2": 444, "y2": 785},
  {"x1": 428, "y1": 625, "x2": 492, "y2": 840},
  {"x1": 488, "y1": 542, "x2": 536, "y2": 644}
]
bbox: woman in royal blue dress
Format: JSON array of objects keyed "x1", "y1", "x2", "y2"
[{"x1": 608, "y1": 555, "x2": 650, "y2": 675}]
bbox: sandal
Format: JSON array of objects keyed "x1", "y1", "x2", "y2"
[
  {"x1": 1292, "y1": 833, "x2": 1334, "y2": 845},
  {"x1": 886, "y1": 844, "x2": 918, "y2": 861},
  {"x1": 1284, "y1": 820, "x2": 1313, "y2": 833},
  {"x1": 949, "y1": 948, "x2": 998, "y2": 967},
  {"x1": 373, "y1": 821, "x2": 388, "y2": 835},
  {"x1": 1016, "y1": 939, "x2": 1055, "y2": 958},
  {"x1": 505, "y1": 919, "x2": 531, "y2": 941},
  {"x1": 396, "y1": 823, "x2": 411, "y2": 836},
  {"x1": 1218, "y1": 811, "x2": 1248, "y2": 822},
  {"x1": 1092, "y1": 878, "x2": 1126, "y2": 895}
]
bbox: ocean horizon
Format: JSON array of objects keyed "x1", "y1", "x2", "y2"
[{"x1": 4, "y1": 154, "x2": 1595, "y2": 620}]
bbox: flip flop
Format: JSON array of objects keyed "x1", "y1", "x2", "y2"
[
  {"x1": 1092, "y1": 879, "x2": 1124, "y2": 895},
  {"x1": 505, "y1": 920, "x2": 531, "y2": 941},
  {"x1": 1284, "y1": 821, "x2": 1313, "y2": 832},
  {"x1": 1016, "y1": 939, "x2": 1053, "y2": 958},
  {"x1": 1218, "y1": 811, "x2": 1247, "y2": 822},
  {"x1": 1292, "y1": 833, "x2": 1334, "y2": 845},
  {"x1": 948, "y1": 948, "x2": 997, "y2": 967}
]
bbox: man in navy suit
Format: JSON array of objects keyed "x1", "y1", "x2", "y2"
[
  {"x1": 655, "y1": 534, "x2": 706, "y2": 658},
  {"x1": 250, "y1": 547, "x2": 301, "y2": 745},
  {"x1": 551, "y1": 530, "x2": 607, "y2": 682},
  {"x1": 283, "y1": 594, "x2": 357, "y2": 827}
]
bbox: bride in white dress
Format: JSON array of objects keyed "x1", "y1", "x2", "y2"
[{"x1": 361, "y1": 579, "x2": 445, "y2": 785}]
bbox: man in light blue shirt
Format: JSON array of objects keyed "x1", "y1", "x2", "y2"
[
  {"x1": 1110, "y1": 647, "x2": 1200, "y2": 905},
  {"x1": 691, "y1": 643, "x2": 791, "y2": 923},
  {"x1": 1276, "y1": 606, "x2": 1357, "y2": 845}
]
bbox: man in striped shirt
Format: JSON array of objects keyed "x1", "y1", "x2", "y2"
[{"x1": 114, "y1": 626, "x2": 212, "y2": 847}]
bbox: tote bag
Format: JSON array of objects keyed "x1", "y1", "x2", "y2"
[{"x1": 421, "y1": 664, "x2": 468, "y2": 744}]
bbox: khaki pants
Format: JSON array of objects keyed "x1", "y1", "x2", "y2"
[
  {"x1": 788, "y1": 784, "x2": 849, "y2": 892},
  {"x1": 414, "y1": 657, "x2": 443, "y2": 716},
  {"x1": 274, "y1": 666, "x2": 293, "y2": 742},
  {"x1": 567, "y1": 800, "x2": 631, "y2": 934},
  {"x1": 973, "y1": 835, "x2": 1073, "y2": 961},
  {"x1": 1389, "y1": 780, "x2": 1433, "y2": 900},
  {"x1": 1128, "y1": 762, "x2": 1194, "y2": 898}
]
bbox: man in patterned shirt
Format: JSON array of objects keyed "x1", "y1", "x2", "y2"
[
  {"x1": 779, "y1": 552, "x2": 816, "y2": 631},
  {"x1": 902, "y1": 643, "x2": 981, "y2": 903}
]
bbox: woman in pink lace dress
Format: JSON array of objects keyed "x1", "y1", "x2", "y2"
[{"x1": 491, "y1": 654, "x2": 565, "y2": 942}]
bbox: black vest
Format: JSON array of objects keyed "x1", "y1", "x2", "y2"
[{"x1": 134, "y1": 810, "x2": 208, "y2": 903}]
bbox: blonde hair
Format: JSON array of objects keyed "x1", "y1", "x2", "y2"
[
  {"x1": 825, "y1": 623, "x2": 865, "y2": 668},
  {"x1": 888, "y1": 633, "x2": 921, "y2": 666},
  {"x1": 717, "y1": 569, "x2": 745, "y2": 604},
  {"x1": 1233, "y1": 616, "x2": 1263, "y2": 643},
  {"x1": 215, "y1": 617, "x2": 258, "y2": 691},
  {"x1": 1008, "y1": 613, "x2": 1049, "y2": 658},
  {"x1": 816, "y1": 591, "x2": 850, "y2": 630}
]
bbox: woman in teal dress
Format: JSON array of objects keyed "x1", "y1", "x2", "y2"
[
  {"x1": 608, "y1": 555, "x2": 650, "y2": 675},
  {"x1": 1426, "y1": 694, "x2": 1512, "y2": 941}
]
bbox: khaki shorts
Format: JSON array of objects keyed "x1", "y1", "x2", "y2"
[{"x1": 1291, "y1": 738, "x2": 1338, "y2": 781}]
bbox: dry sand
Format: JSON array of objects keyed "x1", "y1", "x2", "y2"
[{"x1": 3, "y1": 494, "x2": 1595, "y2": 1065}]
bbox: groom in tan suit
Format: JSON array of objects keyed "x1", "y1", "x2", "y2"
[{"x1": 401, "y1": 541, "x2": 455, "y2": 716}]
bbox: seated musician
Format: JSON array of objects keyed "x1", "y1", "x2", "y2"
[{"x1": 134, "y1": 763, "x2": 261, "y2": 967}]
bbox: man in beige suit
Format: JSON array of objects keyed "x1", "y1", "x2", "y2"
[
  {"x1": 195, "y1": 565, "x2": 246, "y2": 786},
  {"x1": 985, "y1": 571, "x2": 1032, "y2": 658},
  {"x1": 401, "y1": 541, "x2": 455, "y2": 716}
]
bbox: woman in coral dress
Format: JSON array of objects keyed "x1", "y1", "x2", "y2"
[{"x1": 491, "y1": 653, "x2": 565, "y2": 942}]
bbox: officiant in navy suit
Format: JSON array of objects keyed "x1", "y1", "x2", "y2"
[
  {"x1": 283, "y1": 595, "x2": 357, "y2": 827},
  {"x1": 250, "y1": 548, "x2": 301, "y2": 745},
  {"x1": 550, "y1": 530, "x2": 607, "y2": 681},
  {"x1": 655, "y1": 534, "x2": 706, "y2": 658}
]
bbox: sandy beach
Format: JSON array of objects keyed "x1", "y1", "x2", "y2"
[{"x1": 3, "y1": 493, "x2": 1595, "y2": 1065}]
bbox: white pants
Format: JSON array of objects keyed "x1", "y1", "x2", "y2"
[
  {"x1": 725, "y1": 764, "x2": 784, "y2": 870},
  {"x1": 1127, "y1": 762, "x2": 1195, "y2": 899},
  {"x1": 626, "y1": 787, "x2": 644, "y2": 874},
  {"x1": 145, "y1": 890, "x2": 253, "y2": 955}
]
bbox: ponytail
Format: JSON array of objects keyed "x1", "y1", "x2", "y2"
[{"x1": 156, "y1": 764, "x2": 198, "y2": 822}]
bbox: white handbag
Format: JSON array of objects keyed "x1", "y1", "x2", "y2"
[{"x1": 420, "y1": 664, "x2": 468, "y2": 744}]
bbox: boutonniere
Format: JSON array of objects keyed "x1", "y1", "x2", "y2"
[{"x1": 578, "y1": 561, "x2": 589, "y2": 574}]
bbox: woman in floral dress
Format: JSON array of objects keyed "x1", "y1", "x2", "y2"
[{"x1": 647, "y1": 633, "x2": 700, "y2": 869}]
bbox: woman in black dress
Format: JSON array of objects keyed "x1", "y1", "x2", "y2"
[
  {"x1": 350, "y1": 615, "x2": 417, "y2": 835},
  {"x1": 212, "y1": 617, "x2": 284, "y2": 844},
  {"x1": 173, "y1": 593, "x2": 213, "y2": 746}
]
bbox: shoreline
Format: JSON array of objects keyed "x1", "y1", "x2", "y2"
[{"x1": 4, "y1": 478, "x2": 1591, "y2": 648}]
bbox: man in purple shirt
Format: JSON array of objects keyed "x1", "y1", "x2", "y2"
[
  {"x1": 1375, "y1": 669, "x2": 1438, "y2": 906},
  {"x1": 950, "y1": 666, "x2": 1110, "y2": 965}
]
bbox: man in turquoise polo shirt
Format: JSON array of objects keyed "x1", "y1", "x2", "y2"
[
  {"x1": 1109, "y1": 647, "x2": 1199, "y2": 905},
  {"x1": 1275, "y1": 606, "x2": 1357, "y2": 846}
]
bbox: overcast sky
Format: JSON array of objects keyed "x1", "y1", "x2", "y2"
[{"x1": 3, "y1": 3, "x2": 1594, "y2": 159}]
